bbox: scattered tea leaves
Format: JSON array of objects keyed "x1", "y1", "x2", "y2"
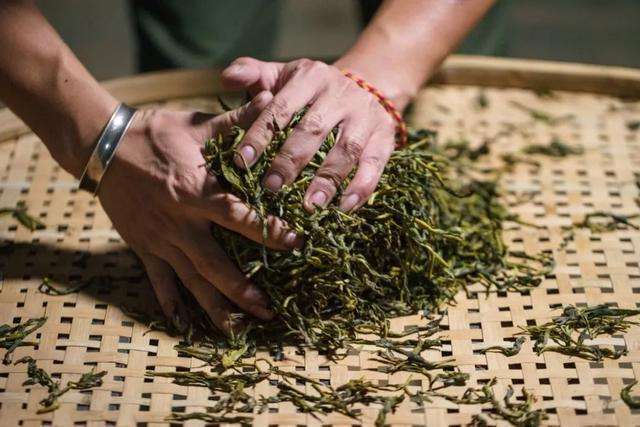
[
  {"x1": 475, "y1": 90, "x2": 489, "y2": 109},
  {"x1": 0, "y1": 317, "x2": 46, "y2": 364},
  {"x1": 16, "y1": 356, "x2": 106, "y2": 413},
  {"x1": 38, "y1": 276, "x2": 108, "y2": 296},
  {"x1": 520, "y1": 304, "x2": 640, "y2": 361},
  {"x1": 622, "y1": 380, "x2": 640, "y2": 409},
  {"x1": 573, "y1": 211, "x2": 639, "y2": 232},
  {"x1": 0, "y1": 201, "x2": 44, "y2": 231},
  {"x1": 481, "y1": 336, "x2": 525, "y2": 356},
  {"x1": 522, "y1": 137, "x2": 584, "y2": 157},
  {"x1": 471, "y1": 386, "x2": 546, "y2": 427},
  {"x1": 510, "y1": 101, "x2": 574, "y2": 126},
  {"x1": 167, "y1": 412, "x2": 253, "y2": 424}
]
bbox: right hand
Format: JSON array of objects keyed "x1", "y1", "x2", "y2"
[{"x1": 97, "y1": 92, "x2": 302, "y2": 334}]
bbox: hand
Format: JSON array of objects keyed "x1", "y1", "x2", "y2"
[
  {"x1": 98, "y1": 93, "x2": 302, "y2": 334},
  {"x1": 221, "y1": 57, "x2": 397, "y2": 212}
]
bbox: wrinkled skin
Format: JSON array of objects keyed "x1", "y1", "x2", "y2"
[
  {"x1": 99, "y1": 92, "x2": 302, "y2": 333},
  {"x1": 221, "y1": 57, "x2": 397, "y2": 212}
]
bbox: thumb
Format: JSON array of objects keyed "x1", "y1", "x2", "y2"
[
  {"x1": 211, "y1": 90, "x2": 273, "y2": 135},
  {"x1": 221, "y1": 57, "x2": 284, "y2": 94}
]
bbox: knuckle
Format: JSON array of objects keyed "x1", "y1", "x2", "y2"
[
  {"x1": 361, "y1": 155, "x2": 383, "y2": 171},
  {"x1": 246, "y1": 125, "x2": 271, "y2": 147},
  {"x1": 298, "y1": 111, "x2": 325, "y2": 136},
  {"x1": 167, "y1": 168, "x2": 204, "y2": 204},
  {"x1": 316, "y1": 167, "x2": 343, "y2": 190},
  {"x1": 353, "y1": 179, "x2": 376, "y2": 198},
  {"x1": 222, "y1": 197, "x2": 252, "y2": 225},
  {"x1": 272, "y1": 149, "x2": 303, "y2": 177},
  {"x1": 311, "y1": 60, "x2": 328, "y2": 71},
  {"x1": 338, "y1": 134, "x2": 365, "y2": 163},
  {"x1": 264, "y1": 97, "x2": 290, "y2": 125},
  {"x1": 265, "y1": 216, "x2": 285, "y2": 236},
  {"x1": 189, "y1": 259, "x2": 216, "y2": 286},
  {"x1": 294, "y1": 58, "x2": 314, "y2": 71}
]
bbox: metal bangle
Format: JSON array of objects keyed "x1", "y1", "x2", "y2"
[{"x1": 78, "y1": 103, "x2": 137, "y2": 195}]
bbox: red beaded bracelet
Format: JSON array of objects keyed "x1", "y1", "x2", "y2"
[{"x1": 342, "y1": 70, "x2": 408, "y2": 147}]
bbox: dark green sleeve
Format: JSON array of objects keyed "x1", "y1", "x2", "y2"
[
  {"x1": 457, "y1": 0, "x2": 511, "y2": 56},
  {"x1": 130, "y1": 0, "x2": 281, "y2": 72},
  {"x1": 131, "y1": 0, "x2": 509, "y2": 73}
]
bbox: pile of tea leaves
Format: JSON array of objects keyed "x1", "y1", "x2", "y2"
[{"x1": 203, "y1": 115, "x2": 551, "y2": 354}]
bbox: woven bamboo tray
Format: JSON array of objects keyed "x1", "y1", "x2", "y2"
[{"x1": 0, "y1": 55, "x2": 639, "y2": 426}]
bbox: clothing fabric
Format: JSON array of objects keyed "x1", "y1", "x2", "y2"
[
  {"x1": 130, "y1": 0, "x2": 281, "y2": 72},
  {"x1": 130, "y1": 0, "x2": 509, "y2": 72}
]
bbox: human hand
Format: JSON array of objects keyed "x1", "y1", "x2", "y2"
[
  {"x1": 220, "y1": 57, "x2": 397, "y2": 212},
  {"x1": 98, "y1": 93, "x2": 302, "y2": 333}
]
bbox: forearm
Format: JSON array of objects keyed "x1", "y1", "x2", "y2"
[
  {"x1": 0, "y1": 1, "x2": 117, "y2": 178},
  {"x1": 335, "y1": 0, "x2": 495, "y2": 110}
]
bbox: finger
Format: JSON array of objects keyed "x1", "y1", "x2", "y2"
[
  {"x1": 339, "y1": 130, "x2": 395, "y2": 211},
  {"x1": 303, "y1": 118, "x2": 372, "y2": 211},
  {"x1": 221, "y1": 57, "x2": 284, "y2": 94},
  {"x1": 175, "y1": 226, "x2": 275, "y2": 321},
  {"x1": 161, "y1": 246, "x2": 241, "y2": 334},
  {"x1": 233, "y1": 60, "x2": 325, "y2": 170},
  {"x1": 138, "y1": 252, "x2": 190, "y2": 332},
  {"x1": 188, "y1": 191, "x2": 303, "y2": 250},
  {"x1": 206, "y1": 91, "x2": 274, "y2": 135},
  {"x1": 262, "y1": 95, "x2": 343, "y2": 192},
  {"x1": 186, "y1": 276, "x2": 247, "y2": 336}
]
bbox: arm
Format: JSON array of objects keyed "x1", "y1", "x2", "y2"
[
  {"x1": 0, "y1": 1, "x2": 301, "y2": 333},
  {"x1": 0, "y1": 0, "x2": 117, "y2": 177},
  {"x1": 335, "y1": 0, "x2": 496, "y2": 110},
  {"x1": 222, "y1": 0, "x2": 494, "y2": 211}
]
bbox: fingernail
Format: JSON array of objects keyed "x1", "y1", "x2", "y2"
[
  {"x1": 310, "y1": 191, "x2": 327, "y2": 207},
  {"x1": 235, "y1": 145, "x2": 256, "y2": 167},
  {"x1": 264, "y1": 173, "x2": 283, "y2": 192},
  {"x1": 284, "y1": 231, "x2": 303, "y2": 249},
  {"x1": 340, "y1": 193, "x2": 360, "y2": 211},
  {"x1": 224, "y1": 64, "x2": 245, "y2": 76}
]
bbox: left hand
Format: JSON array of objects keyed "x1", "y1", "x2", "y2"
[{"x1": 220, "y1": 57, "x2": 397, "y2": 212}]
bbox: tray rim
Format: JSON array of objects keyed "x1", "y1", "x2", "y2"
[{"x1": 1, "y1": 55, "x2": 639, "y2": 142}]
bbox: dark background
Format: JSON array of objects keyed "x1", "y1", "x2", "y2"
[{"x1": 36, "y1": 0, "x2": 640, "y2": 80}]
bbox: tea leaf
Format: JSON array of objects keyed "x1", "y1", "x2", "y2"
[
  {"x1": 471, "y1": 386, "x2": 546, "y2": 427},
  {"x1": 167, "y1": 412, "x2": 253, "y2": 424},
  {"x1": 0, "y1": 202, "x2": 44, "y2": 231},
  {"x1": 520, "y1": 304, "x2": 640, "y2": 361},
  {"x1": 510, "y1": 101, "x2": 574, "y2": 126},
  {"x1": 16, "y1": 356, "x2": 106, "y2": 413},
  {"x1": 522, "y1": 137, "x2": 583, "y2": 157},
  {"x1": 481, "y1": 336, "x2": 525, "y2": 356},
  {"x1": 0, "y1": 317, "x2": 46, "y2": 364},
  {"x1": 622, "y1": 380, "x2": 640, "y2": 409},
  {"x1": 38, "y1": 276, "x2": 108, "y2": 296}
]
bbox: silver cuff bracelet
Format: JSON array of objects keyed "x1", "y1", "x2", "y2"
[{"x1": 78, "y1": 103, "x2": 137, "y2": 195}]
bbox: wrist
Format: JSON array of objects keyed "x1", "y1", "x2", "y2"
[
  {"x1": 334, "y1": 55, "x2": 419, "y2": 112},
  {"x1": 27, "y1": 43, "x2": 119, "y2": 179},
  {"x1": 57, "y1": 92, "x2": 119, "y2": 179}
]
